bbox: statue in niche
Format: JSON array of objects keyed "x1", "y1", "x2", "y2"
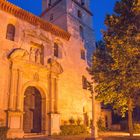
[
  {"x1": 33, "y1": 72, "x2": 39, "y2": 81},
  {"x1": 23, "y1": 51, "x2": 29, "y2": 60},
  {"x1": 30, "y1": 47, "x2": 36, "y2": 62},
  {"x1": 35, "y1": 49, "x2": 41, "y2": 64}
]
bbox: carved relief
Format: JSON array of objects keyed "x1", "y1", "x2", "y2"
[{"x1": 33, "y1": 72, "x2": 39, "y2": 82}]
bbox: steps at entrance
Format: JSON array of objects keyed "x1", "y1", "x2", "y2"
[{"x1": 24, "y1": 133, "x2": 45, "y2": 138}]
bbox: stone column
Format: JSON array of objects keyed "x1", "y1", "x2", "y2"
[
  {"x1": 48, "y1": 74, "x2": 60, "y2": 135},
  {"x1": 7, "y1": 67, "x2": 24, "y2": 138},
  {"x1": 48, "y1": 74, "x2": 54, "y2": 113},
  {"x1": 54, "y1": 78, "x2": 59, "y2": 113},
  {"x1": 51, "y1": 77, "x2": 55, "y2": 113},
  {"x1": 9, "y1": 68, "x2": 18, "y2": 110},
  {"x1": 16, "y1": 70, "x2": 23, "y2": 111}
]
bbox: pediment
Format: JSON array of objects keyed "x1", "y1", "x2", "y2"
[
  {"x1": 8, "y1": 48, "x2": 29, "y2": 61},
  {"x1": 47, "y1": 58, "x2": 63, "y2": 74}
]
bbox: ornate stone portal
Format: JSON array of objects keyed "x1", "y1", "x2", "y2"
[
  {"x1": 6, "y1": 48, "x2": 63, "y2": 138},
  {"x1": 23, "y1": 87, "x2": 42, "y2": 133}
]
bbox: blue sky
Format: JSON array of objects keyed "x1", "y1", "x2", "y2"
[
  {"x1": 91, "y1": 0, "x2": 117, "y2": 41},
  {"x1": 8, "y1": 0, "x2": 118, "y2": 41}
]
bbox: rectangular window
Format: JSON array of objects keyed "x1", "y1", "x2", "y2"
[
  {"x1": 6, "y1": 24, "x2": 15, "y2": 41},
  {"x1": 54, "y1": 43, "x2": 59, "y2": 57},
  {"x1": 50, "y1": 13, "x2": 54, "y2": 21},
  {"x1": 79, "y1": 26, "x2": 84, "y2": 40},
  {"x1": 81, "y1": 50, "x2": 85, "y2": 60},
  {"x1": 82, "y1": 76, "x2": 87, "y2": 89},
  {"x1": 77, "y1": 10, "x2": 82, "y2": 19}
]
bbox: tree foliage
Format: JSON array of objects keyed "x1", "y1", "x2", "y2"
[{"x1": 88, "y1": 0, "x2": 140, "y2": 135}]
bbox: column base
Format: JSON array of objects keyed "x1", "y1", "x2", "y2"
[
  {"x1": 7, "y1": 129, "x2": 24, "y2": 139},
  {"x1": 42, "y1": 130, "x2": 49, "y2": 135},
  {"x1": 6, "y1": 110, "x2": 24, "y2": 138},
  {"x1": 85, "y1": 137, "x2": 102, "y2": 140},
  {"x1": 48, "y1": 113, "x2": 60, "y2": 135}
]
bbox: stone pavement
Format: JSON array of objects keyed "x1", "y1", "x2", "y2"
[
  {"x1": 23, "y1": 136, "x2": 140, "y2": 140},
  {"x1": 24, "y1": 135, "x2": 86, "y2": 140},
  {"x1": 24, "y1": 136, "x2": 140, "y2": 140},
  {"x1": 12, "y1": 133, "x2": 140, "y2": 140}
]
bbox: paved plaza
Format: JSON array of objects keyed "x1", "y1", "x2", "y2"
[
  {"x1": 23, "y1": 136, "x2": 140, "y2": 140},
  {"x1": 23, "y1": 132, "x2": 140, "y2": 140}
]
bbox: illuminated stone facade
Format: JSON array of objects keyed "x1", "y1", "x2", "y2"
[{"x1": 0, "y1": 0, "x2": 102, "y2": 138}]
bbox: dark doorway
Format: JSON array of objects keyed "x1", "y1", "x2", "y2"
[{"x1": 23, "y1": 87, "x2": 42, "y2": 133}]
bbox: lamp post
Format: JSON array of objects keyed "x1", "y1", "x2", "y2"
[
  {"x1": 85, "y1": 83, "x2": 102, "y2": 140},
  {"x1": 91, "y1": 90, "x2": 98, "y2": 139}
]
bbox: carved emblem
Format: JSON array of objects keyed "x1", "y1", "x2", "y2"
[{"x1": 33, "y1": 72, "x2": 39, "y2": 81}]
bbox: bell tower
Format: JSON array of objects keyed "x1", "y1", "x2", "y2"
[
  {"x1": 41, "y1": 0, "x2": 96, "y2": 63},
  {"x1": 42, "y1": 0, "x2": 59, "y2": 12}
]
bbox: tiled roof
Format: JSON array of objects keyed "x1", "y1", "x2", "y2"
[{"x1": 0, "y1": 0, "x2": 70, "y2": 40}]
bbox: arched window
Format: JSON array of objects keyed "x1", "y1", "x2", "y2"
[
  {"x1": 79, "y1": 26, "x2": 84, "y2": 40},
  {"x1": 6, "y1": 24, "x2": 15, "y2": 41},
  {"x1": 48, "y1": 0, "x2": 52, "y2": 7},
  {"x1": 54, "y1": 43, "x2": 59, "y2": 57},
  {"x1": 81, "y1": 0, "x2": 85, "y2": 6},
  {"x1": 81, "y1": 50, "x2": 85, "y2": 60}
]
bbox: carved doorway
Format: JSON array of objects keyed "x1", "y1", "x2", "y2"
[{"x1": 23, "y1": 86, "x2": 42, "y2": 133}]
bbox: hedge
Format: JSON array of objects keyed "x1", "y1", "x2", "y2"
[{"x1": 60, "y1": 125, "x2": 88, "y2": 135}]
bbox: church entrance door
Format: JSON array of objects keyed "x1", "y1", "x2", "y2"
[{"x1": 23, "y1": 87, "x2": 42, "y2": 133}]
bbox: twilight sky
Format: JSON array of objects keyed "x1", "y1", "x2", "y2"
[{"x1": 8, "y1": 0, "x2": 118, "y2": 41}]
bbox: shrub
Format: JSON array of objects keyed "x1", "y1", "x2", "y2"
[
  {"x1": 134, "y1": 123, "x2": 140, "y2": 133},
  {"x1": 60, "y1": 125, "x2": 88, "y2": 135},
  {"x1": 69, "y1": 117, "x2": 75, "y2": 125},
  {"x1": 76, "y1": 118, "x2": 82, "y2": 125},
  {"x1": 0, "y1": 127, "x2": 8, "y2": 140},
  {"x1": 63, "y1": 120, "x2": 68, "y2": 125}
]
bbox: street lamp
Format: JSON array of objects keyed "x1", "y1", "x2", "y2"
[{"x1": 85, "y1": 82, "x2": 102, "y2": 140}]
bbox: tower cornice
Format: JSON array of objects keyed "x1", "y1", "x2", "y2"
[
  {"x1": 41, "y1": 0, "x2": 63, "y2": 17},
  {"x1": 40, "y1": 0, "x2": 93, "y2": 17},
  {"x1": 72, "y1": 0, "x2": 93, "y2": 16}
]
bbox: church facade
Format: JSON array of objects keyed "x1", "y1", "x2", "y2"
[{"x1": 0, "y1": 0, "x2": 102, "y2": 138}]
